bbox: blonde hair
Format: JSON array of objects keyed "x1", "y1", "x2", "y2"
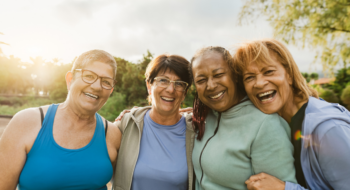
[{"x1": 233, "y1": 39, "x2": 318, "y2": 100}]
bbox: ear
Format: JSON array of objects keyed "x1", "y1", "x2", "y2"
[
  {"x1": 109, "y1": 88, "x2": 114, "y2": 95},
  {"x1": 146, "y1": 81, "x2": 152, "y2": 95},
  {"x1": 65, "y1": 71, "x2": 74, "y2": 91}
]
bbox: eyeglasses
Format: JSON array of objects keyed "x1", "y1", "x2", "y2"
[
  {"x1": 75, "y1": 69, "x2": 116, "y2": 90},
  {"x1": 153, "y1": 77, "x2": 188, "y2": 92}
]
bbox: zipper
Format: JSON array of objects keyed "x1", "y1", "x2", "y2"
[{"x1": 199, "y1": 112, "x2": 222, "y2": 185}]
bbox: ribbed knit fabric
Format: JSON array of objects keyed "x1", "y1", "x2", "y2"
[{"x1": 18, "y1": 104, "x2": 113, "y2": 190}]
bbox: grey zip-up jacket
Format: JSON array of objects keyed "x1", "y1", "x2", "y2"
[{"x1": 112, "y1": 106, "x2": 196, "y2": 190}]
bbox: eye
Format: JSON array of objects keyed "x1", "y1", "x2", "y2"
[
  {"x1": 102, "y1": 80, "x2": 111, "y2": 86},
  {"x1": 214, "y1": 73, "x2": 224, "y2": 77},
  {"x1": 244, "y1": 76, "x2": 254, "y2": 81},
  {"x1": 196, "y1": 79, "x2": 206, "y2": 84},
  {"x1": 85, "y1": 74, "x2": 94, "y2": 78},
  {"x1": 159, "y1": 78, "x2": 169, "y2": 83},
  {"x1": 265, "y1": 70, "x2": 275, "y2": 75}
]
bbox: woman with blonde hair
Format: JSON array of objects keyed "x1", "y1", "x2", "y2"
[{"x1": 234, "y1": 39, "x2": 350, "y2": 190}]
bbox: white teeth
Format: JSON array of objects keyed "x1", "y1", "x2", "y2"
[
  {"x1": 161, "y1": 97, "x2": 174, "y2": 101},
  {"x1": 261, "y1": 97, "x2": 273, "y2": 102},
  {"x1": 85, "y1": 92, "x2": 99, "y2": 99},
  {"x1": 210, "y1": 91, "x2": 224, "y2": 99},
  {"x1": 258, "y1": 91, "x2": 274, "y2": 97}
]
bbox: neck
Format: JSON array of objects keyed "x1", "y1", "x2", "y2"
[
  {"x1": 59, "y1": 101, "x2": 96, "y2": 128},
  {"x1": 278, "y1": 94, "x2": 308, "y2": 123},
  {"x1": 149, "y1": 108, "x2": 181, "y2": 126}
]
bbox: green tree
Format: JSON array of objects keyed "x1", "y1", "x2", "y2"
[
  {"x1": 320, "y1": 89, "x2": 339, "y2": 103},
  {"x1": 341, "y1": 84, "x2": 350, "y2": 109},
  {"x1": 239, "y1": 0, "x2": 350, "y2": 74},
  {"x1": 327, "y1": 67, "x2": 350, "y2": 98},
  {"x1": 310, "y1": 72, "x2": 319, "y2": 80}
]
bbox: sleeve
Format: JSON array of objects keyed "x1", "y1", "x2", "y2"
[
  {"x1": 318, "y1": 124, "x2": 350, "y2": 190},
  {"x1": 285, "y1": 182, "x2": 308, "y2": 190},
  {"x1": 251, "y1": 114, "x2": 297, "y2": 184}
]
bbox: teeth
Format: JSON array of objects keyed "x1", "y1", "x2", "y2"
[
  {"x1": 261, "y1": 97, "x2": 273, "y2": 102},
  {"x1": 209, "y1": 91, "x2": 224, "y2": 99},
  {"x1": 161, "y1": 97, "x2": 174, "y2": 101},
  {"x1": 85, "y1": 92, "x2": 99, "y2": 99},
  {"x1": 258, "y1": 91, "x2": 274, "y2": 97}
]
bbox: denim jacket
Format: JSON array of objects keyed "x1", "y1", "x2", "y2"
[{"x1": 285, "y1": 97, "x2": 350, "y2": 190}]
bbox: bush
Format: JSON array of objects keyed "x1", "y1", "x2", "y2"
[
  {"x1": 319, "y1": 89, "x2": 339, "y2": 103},
  {"x1": 98, "y1": 92, "x2": 127, "y2": 121},
  {"x1": 341, "y1": 85, "x2": 350, "y2": 109}
]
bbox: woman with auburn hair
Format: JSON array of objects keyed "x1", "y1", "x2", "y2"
[
  {"x1": 235, "y1": 39, "x2": 350, "y2": 190},
  {"x1": 190, "y1": 46, "x2": 296, "y2": 190},
  {"x1": 113, "y1": 54, "x2": 196, "y2": 190}
]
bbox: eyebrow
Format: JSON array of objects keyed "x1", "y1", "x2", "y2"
[
  {"x1": 157, "y1": 75, "x2": 181, "y2": 81},
  {"x1": 195, "y1": 68, "x2": 225, "y2": 78}
]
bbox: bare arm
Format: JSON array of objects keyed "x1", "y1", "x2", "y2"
[
  {"x1": 106, "y1": 120, "x2": 122, "y2": 169},
  {"x1": 0, "y1": 108, "x2": 42, "y2": 189}
]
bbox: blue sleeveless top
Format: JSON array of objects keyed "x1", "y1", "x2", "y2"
[{"x1": 18, "y1": 104, "x2": 113, "y2": 190}]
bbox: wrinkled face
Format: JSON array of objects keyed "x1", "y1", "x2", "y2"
[
  {"x1": 192, "y1": 52, "x2": 237, "y2": 112},
  {"x1": 147, "y1": 69, "x2": 186, "y2": 116},
  {"x1": 67, "y1": 61, "x2": 114, "y2": 114},
  {"x1": 243, "y1": 53, "x2": 293, "y2": 114}
]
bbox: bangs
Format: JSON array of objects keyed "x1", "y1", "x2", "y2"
[{"x1": 235, "y1": 41, "x2": 275, "y2": 68}]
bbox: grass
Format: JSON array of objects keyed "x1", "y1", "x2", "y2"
[{"x1": 0, "y1": 96, "x2": 62, "y2": 116}]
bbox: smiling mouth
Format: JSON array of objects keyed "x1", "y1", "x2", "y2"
[
  {"x1": 257, "y1": 90, "x2": 276, "y2": 102},
  {"x1": 161, "y1": 96, "x2": 175, "y2": 102},
  {"x1": 84, "y1": 92, "x2": 99, "y2": 99},
  {"x1": 209, "y1": 91, "x2": 225, "y2": 99}
]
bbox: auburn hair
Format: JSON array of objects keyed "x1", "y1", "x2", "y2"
[{"x1": 233, "y1": 39, "x2": 318, "y2": 100}]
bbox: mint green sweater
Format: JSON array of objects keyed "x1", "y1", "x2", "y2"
[{"x1": 192, "y1": 100, "x2": 297, "y2": 190}]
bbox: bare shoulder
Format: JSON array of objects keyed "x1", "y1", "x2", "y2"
[
  {"x1": 1, "y1": 106, "x2": 47, "y2": 153},
  {"x1": 104, "y1": 119, "x2": 122, "y2": 150},
  {"x1": 6, "y1": 107, "x2": 45, "y2": 132}
]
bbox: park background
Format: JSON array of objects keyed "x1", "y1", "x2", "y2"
[{"x1": 1, "y1": 0, "x2": 350, "y2": 124}]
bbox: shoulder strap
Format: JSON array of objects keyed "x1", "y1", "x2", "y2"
[
  {"x1": 39, "y1": 107, "x2": 44, "y2": 126},
  {"x1": 105, "y1": 120, "x2": 108, "y2": 136}
]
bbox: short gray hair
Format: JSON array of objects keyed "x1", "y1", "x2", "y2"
[{"x1": 71, "y1": 49, "x2": 117, "y2": 78}]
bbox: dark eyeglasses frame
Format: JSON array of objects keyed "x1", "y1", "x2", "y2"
[{"x1": 75, "y1": 69, "x2": 117, "y2": 90}]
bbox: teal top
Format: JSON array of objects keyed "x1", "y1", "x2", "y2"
[
  {"x1": 192, "y1": 100, "x2": 296, "y2": 190},
  {"x1": 18, "y1": 104, "x2": 113, "y2": 190}
]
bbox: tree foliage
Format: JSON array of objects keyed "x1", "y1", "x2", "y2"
[
  {"x1": 341, "y1": 84, "x2": 350, "y2": 108},
  {"x1": 0, "y1": 50, "x2": 196, "y2": 120},
  {"x1": 239, "y1": 0, "x2": 350, "y2": 74}
]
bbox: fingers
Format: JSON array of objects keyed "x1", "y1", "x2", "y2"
[
  {"x1": 246, "y1": 179, "x2": 258, "y2": 190},
  {"x1": 115, "y1": 109, "x2": 131, "y2": 122},
  {"x1": 247, "y1": 173, "x2": 267, "y2": 182},
  {"x1": 179, "y1": 107, "x2": 193, "y2": 114}
]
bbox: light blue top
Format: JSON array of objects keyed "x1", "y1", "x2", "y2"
[
  {"x1": 285, "y1": 97, "x2": 350, "y2": 190},
  {"x1": 131, "y1": 110, "x2": 188, "y2": 190},
  {"x1": 18, "y1": 104, "x2": 113, "y2": 190}
]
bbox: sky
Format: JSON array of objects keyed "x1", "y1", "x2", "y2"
[{"x1": 0, "y1": 0, "x2": 319, "y2": 72}]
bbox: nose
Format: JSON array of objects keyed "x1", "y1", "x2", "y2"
[
  {"x1": 254, "y1": 75, "x2": 268, "y2": 89},
  {"x1": 206, "y1": 78, "x2": 217, "y2": 91},
  {"x1": 165, "y1": 82, "x2": 175, "y2": 93},
  {"x1": 90, "y1": 78, "x2": 103, "y2": 91}
]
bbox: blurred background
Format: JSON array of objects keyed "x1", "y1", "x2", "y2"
[{"x1": 1, "y1": 0, "x2": 350, "y2": 128}]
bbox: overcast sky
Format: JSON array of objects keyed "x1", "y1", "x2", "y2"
[{"x1": 0, "y1": 0, "x2": 318, "y2": 72}]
